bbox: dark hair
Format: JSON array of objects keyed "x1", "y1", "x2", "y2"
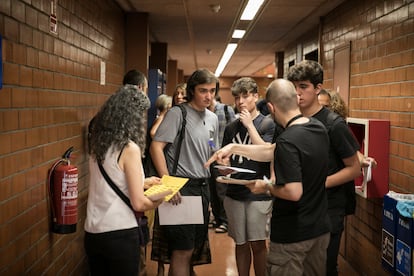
[
  {"x1": 89, "y1": 85, "x2": 150, "y2": 162},
  {"x1": 186, "y1": 69, "x2": 219, "y2": 101},
  {"x1": 256, "y1": 99, "x2": 269, "y2": 115},
  {"x1": 123, "y1": 69, "x2": 146, "y2": 86},
  {"x1": 231, "y1": 77, "x2": 258, "y2": 96},
  {"x1": 287, "y1": 60, "x2": 324, "y2": 88}
]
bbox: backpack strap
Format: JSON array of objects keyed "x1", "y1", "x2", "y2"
[
  {"x1": 325, "y1": 110, "x2": 341, "y2": 132},
  {"x1": 224, "y1": 104, "x2": 230, "y2": 124},
  {"x1": 172, "y1": 104, "x2": 187, "y2": 175}
]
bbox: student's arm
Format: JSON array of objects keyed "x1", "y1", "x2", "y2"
[
  {"x1": 119, "y1": 142, "x2": 163, "y2": 211},
  {"x1": 325, "y1": 153, "x2": 361, "y2": 188},
  {"x1": 247, "y1": 178, "x2": 302, "y2": 201},
  {"x1": 357, "y1": 151, "x2": 377, "y2": 168},
  {"x1": 205, "y1": 143, "x2": 275, "y2": 167},
  {"x1": 149, "y1": 116, "x2": 163, "y2": 139},
  {"x1": 150, "y1": 140, "x2": 182, "y2": 204},
  {"x1": 149, "y1": 140, "x2": 169, "y2": 177},
  {"x1": 270, "y1": 182, "x2": 302, "y2": 201}
]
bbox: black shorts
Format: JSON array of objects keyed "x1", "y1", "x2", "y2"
[{"x1": 164, "y1": 178, "x2": 210, "y2": 251}]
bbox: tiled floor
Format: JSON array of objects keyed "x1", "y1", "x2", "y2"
[{"x1": 143, "y1": 229, "x2": 358, "y2": 275}]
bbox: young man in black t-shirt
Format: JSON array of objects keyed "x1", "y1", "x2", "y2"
[{"x1": 288, "y1": 60, "x2": 361, "y2": 276}]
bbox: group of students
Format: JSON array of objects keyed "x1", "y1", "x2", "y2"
[{"x1": 84, "y1": 60, "x2": 375, "y2": 276}]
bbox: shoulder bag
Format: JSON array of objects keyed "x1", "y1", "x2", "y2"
[{"x1": 97, "y1": 162, "x2": 149, "y2": 246}]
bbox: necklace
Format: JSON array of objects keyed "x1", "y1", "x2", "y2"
[
  {"x1": 189, "y1": 103, "x2": 206, "y2": 125},
  {"x1": 285, "y1": 114, "x2": 303, "y2": 128}
]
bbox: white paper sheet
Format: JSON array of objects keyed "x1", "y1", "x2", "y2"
[
  {"x1": 363, "y1": 161, "x2": 372, "y2": 182},
  {"x1": 214, "y1": 165, "x2": 256, "y2": 174},
  {"x1": 158, "y1": 196, "x2": 204, "y2": 225}
]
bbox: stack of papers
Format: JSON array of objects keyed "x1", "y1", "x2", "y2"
[{"x1": 144, "y1": 175, "x2": 189, "y2": 201}]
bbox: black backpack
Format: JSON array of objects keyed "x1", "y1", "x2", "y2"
[{"x1": 143, "y1": 104, "x2": 187, "y2": 176}]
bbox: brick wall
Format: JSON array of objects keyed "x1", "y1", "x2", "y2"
[
  {"x1": 0, "y1": 0, "x2": 125, "y2": 274},
  {"x1": 0, "y1": 0, "x2": 413, "y2": 274},
  {"x1": 284, "y1": 0, "x2": 413, "y2": 274}
]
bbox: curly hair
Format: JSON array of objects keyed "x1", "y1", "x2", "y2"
[
  {"x1": 329, "y1": 91, "x2": 349, "y2": 119},
  {"x1": 287, "y1": 60, "x2": 324, "y2": 88},
  {"x1": 89, "y1": 85, "x2": 150, "y2": 162}
]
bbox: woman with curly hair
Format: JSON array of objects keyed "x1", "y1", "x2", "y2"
[
  {"x1": 328, "y1": 90, "x2": 349, "y2": 119},
  {"x1": 84, "y1": 85, "x2": 163, "y2": 276}
]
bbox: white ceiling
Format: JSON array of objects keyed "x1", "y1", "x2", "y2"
[{"x1": 114, "y1": 0, "x2": 345, "y2": 77}]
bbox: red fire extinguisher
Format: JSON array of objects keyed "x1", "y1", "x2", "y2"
[{"x1": 48, "y1": 147, "x2": 78, "y2": 234}]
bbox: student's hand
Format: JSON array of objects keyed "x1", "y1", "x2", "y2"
[
  {"x1": 144, "y1": 176, "x2": 161, "y2": 189},
  {"x1": 361, "y1": 156, "x2": 377, "y2": 168},
  {"x1": 204, "y1": 144, "x2": 233, "y2": 168},
  {"x1": 246, "y1": 179, "x2": 268, "y2": 194},
  {"x1": 239, "y1": 110, "x2": 254, "y2": 129},
  {"x1": 152, "y1": 198, "x2": 164, "y2": 208},
  {"x1": 168, "y1": 191, "x2": 182, "y2": 205}
]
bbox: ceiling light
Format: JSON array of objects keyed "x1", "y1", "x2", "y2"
[
  {"x1": 215, "y1": 43, "x2": 238, "y2": 77},
  {"x1": 232, "y1": 29, "x2": 246, "y2": 39},
  {"x1": 240, "y1": 0, "x2": 265, "y2": 20}
]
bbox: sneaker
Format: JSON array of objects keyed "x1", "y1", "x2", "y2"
[
  {"x1": 208, "y1": 220, "x2": 216, "y2": 228},
  {"x1": 215, "y1": 224, "x2": 227, "y2": 233}
]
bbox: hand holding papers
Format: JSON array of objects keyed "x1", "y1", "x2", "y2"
[
  {"x1": 214, "y1": 165, "x2": 256, "y2": 185},
  {"x1": 144, "y1": 175, "x2": 189, "y2": 201},
  {"x1": 144, "y1": 185, "x2": 173, "y2": 201},
  {"x1": 363, "y1": 160, "x2": 372, "y2": 182}
]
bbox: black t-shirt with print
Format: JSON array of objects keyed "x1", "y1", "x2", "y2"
[{"x1": 222, "y1": 114, "x2": 275, "y2": 201}]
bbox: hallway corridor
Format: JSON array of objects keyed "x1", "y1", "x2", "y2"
[{"x1": 144, "y1": 229, "x2": 358, "y2": 276}]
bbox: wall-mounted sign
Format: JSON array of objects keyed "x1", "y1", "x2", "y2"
[
  {"x1": 0, "y1": 34, "x2": 2, "y2": 89},
  {"x1": 100, "y1": 61, "x2": 106, "y2": 85},
  {"x1": 50, "y1": 0, "x2": 58, "y2": 34}
]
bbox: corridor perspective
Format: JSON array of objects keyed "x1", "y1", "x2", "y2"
[
  {"x1": 144, "y1": 228, "x2": 359, "y2": 275},
  {"x1": 0, "y1": 0, "x2": 413, "y2": 275}
]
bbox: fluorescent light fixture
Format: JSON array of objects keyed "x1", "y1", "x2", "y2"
[
  {"x1": 215, "y1": 43, "x2": 238, "y2": 77},
  {"x1": 232, "y1": 29, "x2": 246, "y2": 39},
  {"x1": 240, "y1": 0, "x2": 265, "y2": 20}
]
